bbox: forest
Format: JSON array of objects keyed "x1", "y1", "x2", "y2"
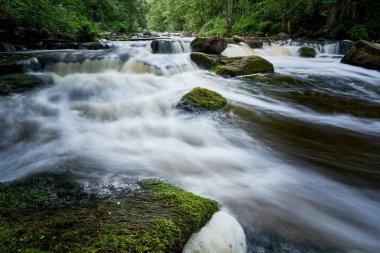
[{"x1": 1, "y1": 0, "x2": 379, "y2": 41}]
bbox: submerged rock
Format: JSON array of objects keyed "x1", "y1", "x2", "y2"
[
  {"x1": 299, "y1": 47, "x2": 316, "y2": 58},
  {"x1": 191, "y1": 37, "x2": 228, "y2": 54},
  {"x1": 0, "y1": 73, "x2": 51, "y2": 95},
  {"x1": 341, "y1": 40, "x2": 380, "y2": 70},
  {"x1": 190, "y1": 52, "x2": 274, "y2": 77},
  {"x1": 233, "y1": 36, "x2": 263, "y2": 49},
  {"x1": 0, "y1": 173, "x2": 218, "y2": 252},
  {"x1": 177, "y1": 87, "x2": 227, "y2": 112}
]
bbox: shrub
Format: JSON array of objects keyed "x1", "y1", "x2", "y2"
[
  {"x1": 76, "y1": 21, "x2": 100, "y2": 42},
  {"x1": 349, "y1": 25, "x2": 369, "y2": 41}
]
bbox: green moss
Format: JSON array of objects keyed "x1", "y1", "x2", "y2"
[
  {"x1": 0, "y1": 174, "x2": 218, "y2": 253},
  {"x1": 177, "y1": 87, "x2": 227, "y2": 111},
  {"x1": 0, "y1": 73, "x2": 50, "y2": 95},
  {"x1": 211, "y1": 65, "x2": 242, "y2": 78}
]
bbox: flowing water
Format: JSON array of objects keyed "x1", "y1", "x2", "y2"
[{"x1": 1, "y1": 38, "x2": 380, "y2": 253}]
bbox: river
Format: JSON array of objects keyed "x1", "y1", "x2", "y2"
[{"x1": 0, "y1": 37, "x2": 379, "y2": 253}]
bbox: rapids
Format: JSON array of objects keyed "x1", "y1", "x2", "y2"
[{"x1": 0, "y1": 37, "x2": 379, "y2": 253}]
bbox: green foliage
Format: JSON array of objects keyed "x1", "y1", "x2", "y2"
[
  {"x1": 349, "y1": 25, "x2": 369, "y2": 41},
  {"x1": 0, "y1": 174, "x2": 218, "y2": 252},
  {"x1": 147, "y1": 0, "x2": 379, "y2": 40},
  {"x1": 1, "y1": 0, "x2": 147, "y2": 35},
  {"x1": 77, "y1": 21, "x2": 99, "y2": 42}
]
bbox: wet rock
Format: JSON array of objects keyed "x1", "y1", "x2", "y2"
[
  {"x1": 190, "y1": 52, "x2": 274, "y2": 77},
  {"x1": 151, "y1": 39, "x2": 174, "y2": 54},
  {"x1": 191, "y1": 37, "x2": 228, "y2": 54},
  {"x1": 79, "y1": 41, "x2": 112, "y2": 50},
  {"x1": 0, "y1": 53, "x2": 41, "y2": 74},
  {"x1": 44, "y1": 42, "x2": 79, "y2": 50},
  {"x1": 233, "y1": 36, "x2": 263, "y2": 49},
  {"x1": 211, "y1": 56, "x2": 274, "y2": 77},
  {"x1": 177, "y1": 87, "x2": 227, "y2": 112},
  {"x1": 341, "y1": 40, "x2": 380, "y2": 70},
  {"x1": 244, "y1": 73, "x2": 301, "y2": 85},
  {"x1": 0, "y1": 173, "x2": 218, "y2": 252},
  {"x1": 190, "y1": 52, "x2": 223, "y2": 69},
  {"x1": 183, "y1": 211, "x2": 246, "y2": 253},
  {"x1": 0, "y1": 42, "x2": 16, "y2": 52},
  {"x1": 299, "y1": 47, "x2": 316, "y2": 58},
  {"x1": 0, "y1": 73, "x2": 51, "y2": 95}
]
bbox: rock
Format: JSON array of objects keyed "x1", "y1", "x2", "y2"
[
  {"x1": 0, "y1": 73, "x2": 51, "y2": 95},
  {"x1": 183, "y1": 211, "x2": 246, "y2": 253},
  {"x1": 0, "y1": 173, "x2": 218, "y2": 252},
  {"x1": 211, "y1": 56, "x2": 274, "y2": 77},
  {"x1": 244, "y1": 73, "x2": 301, "y2": 85},
  {"x1": 0, "y1": 42, "x2": 16, "y2": 52},
  {"x1": 80, "y1": 41, "x2": 112, "y2": 50},
  {"x1": 341, "y1": 40, "x2": 380, "y2": 70},
  {"x1": 190, "y1": 52, "x2": 274, "y2": 77},
  {"x1": 191, "y1": 37, "x2": 227, "y2": 54},
  {"x1": 190, "y1": 52, "x2": 223, "y2": 69},
  {"x1": 177, "y1": 87, "x2": 227, "y2": 111},
  {"x1": 277, "y1": 32, "x2": 289, "y2": 39},
  {"x1": 299, "y1": 47, "x2": 316, "y2": 58},
  {"x1": 44, "y1": 42, "x2": 79, "y2": 50},
  {"x1": 0, "y1": 54, "x2": 41, "y2": 74},
  {"x1": 233, "y1": 36, "x2": 263, "y2": 49}
]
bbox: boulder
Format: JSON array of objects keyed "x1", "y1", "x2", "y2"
[
  {"x1": 299, "y1": 47, "x2": 316, "y2": 58},
  {"x1": 0, "y1": 173, "x2": 218, "y2": 252},
  {"x1": 0, "y1": 42, "x2": 16, "y2": 52},
  {"x1": 0, "y1": 54, "x2": 41, "y2": 74},
  {"x1": 211, "y1": 56, "x2": 274, "y2": 77},
  {"x1": 233, "y1": 36, "x2": 263, "y2": 49},
  {"x1": 341, "y1": 40, "x2": 380, "y2": 70},
  {"x1": 0, "y1": 73, "x2": 51, "y2": 95},
  {"x1": 190, "y1": 52, "x2": 224, "y2": 69},
  {"x1": 177, "y1": 87, "x2": 227, "y2": 112},
  {"x1": 191, "y1": 37, "x2": 227, "y2": 54},
  {"x1": 190, "y1": 52, "x2": 274, "y2": 77}
]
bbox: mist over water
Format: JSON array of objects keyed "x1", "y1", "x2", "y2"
[{"x1": 1, "y1": 38, "x2": 380, "y2": 252}]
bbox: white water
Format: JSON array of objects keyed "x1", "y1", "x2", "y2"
[{"x1": 0, "y1": 39, "x2": 380, "y2": 253}]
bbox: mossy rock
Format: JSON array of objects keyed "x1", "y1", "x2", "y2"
[
  {"x1": 190, "y1": 52, "x2": 223, "y2": 69},
  {"x1": 299, "y1": 47, "x2": 316, "y2": 58},
  {"x1": 0, "y1": 73, "x2": 51, "y2": 95},
  {"x1": 191, "y1": 53, "x2": 274, "y2": 77},
  {"x1": 211, "y1": 56, "x2": 274, "y2": 77},
  {"x1": 341, "y1": 40, "x2": 380, "y2": 70},
  {"x1": 0, "y1": 53, "x2": 41, "y2": 74},
  {"x1": 0, "y1": 173, "x2": 218, "y2": 253},
  {"x1": 244, "y1": 73, "x2": 301, "y2": 85},
  {"x1": 177, "y1": 87, "x2": 227, "y2": 112}
]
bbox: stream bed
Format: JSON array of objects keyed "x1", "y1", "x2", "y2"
[{"x1": 0, "y1": 38, "x2": 379, "y2": 253}]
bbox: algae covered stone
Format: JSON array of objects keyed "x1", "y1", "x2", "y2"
[
  {"x1": 177, "y1": 87, "x2": 227, "y2": 112},
  {"x1": 0, "y1": 73, "x2": 51, "y2": 95},
  {"x1": 211, "y1": 56, "x2": 274, "y2": 77},
  {"x1": 0, "y1": 173, "x2": 218, "y2": 253}
]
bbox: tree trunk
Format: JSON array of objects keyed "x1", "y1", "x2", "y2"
[
  {"x1": 224, "y1": 0, "x2": 230, "y2": 35},
  {"x1": 325, "y1": 3, "x2": 336, "y2": 27}
]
